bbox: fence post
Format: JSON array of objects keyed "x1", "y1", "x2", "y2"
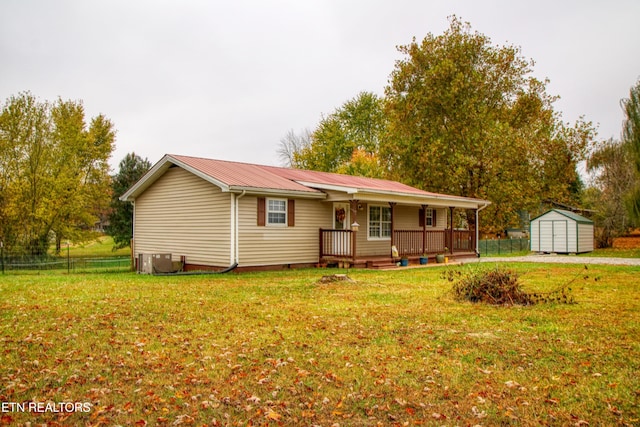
[
  {"x1": 67, "y1": 241, "x2": 70, "y2": 274},
  {"x1": 1, "y1": 241, "x2": 4, "y2": 274}
]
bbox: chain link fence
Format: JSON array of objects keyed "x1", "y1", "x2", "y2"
[
  {"x1": 0, "y1": 240, "x2": 131, "y2": 274},
  {"x1": 478, "y1": 238, "x2": 530, "y2": 256},
  {"x1": 2, "y1": 238, "x2": 529, "y2": 273}
]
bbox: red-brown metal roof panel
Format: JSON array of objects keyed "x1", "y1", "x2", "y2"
[
  {"x1": 170, "y1": 155, "x2": 321, "y2": 193},
  {"x1": 168, "y1": 154, "x2": 486, "y2": 204}
]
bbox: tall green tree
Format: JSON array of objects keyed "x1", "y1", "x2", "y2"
[
  {"x1": 621, "y1": 79, "x2": 640, "y2": 222},
  {"x1": 106, "y1": 152, "x2": 151, "y2": 249},
  {"x1": 293, "y1": 91, "x2": 387, "y2": 178},
  {"x1": 382, "y1": 16, "x2": 594, "y2": 232},
  {"x1": 0, "y1": 92, "x2": 115, "y2": 255}
]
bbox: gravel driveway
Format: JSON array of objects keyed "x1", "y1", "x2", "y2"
[{"x1": 473, "y1": 254, "x2": 640, "y2": 266}]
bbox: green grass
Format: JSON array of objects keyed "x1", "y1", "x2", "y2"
[
  {"x1": 61, "y1": 235, "x2": 131, "y2": 258},
  {"x1": 582, "y1": 247, "x2": 640, "y2": 258},
  {"x1": 1, "y1": 263, "x2": 639, "y2": 426}
]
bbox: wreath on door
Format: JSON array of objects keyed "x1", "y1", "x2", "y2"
[{"x1": 335, "y1": 208, "x2": 346, "y2": 223}]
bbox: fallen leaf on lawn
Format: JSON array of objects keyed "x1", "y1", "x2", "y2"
[
  {"x1": 471, "y1": 406, "x2": 487, "y2": 419},
  {"x1": 266, "y1": 409, "x2": 281, "y2": 421},
  {"x1": 394, "y1": 397, "x2": 407, "y2": 406}
]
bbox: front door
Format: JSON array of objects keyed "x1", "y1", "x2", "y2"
[
  {"x1": 333, "y1": 203, "x2": 351, "y2": 255},
  {"x1": 333, "y1": 203, "x2": 350, "y2": 230}
]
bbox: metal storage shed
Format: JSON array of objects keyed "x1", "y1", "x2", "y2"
[{"x1": 530, "y1": 209, "x2": 594, "y2": 254}]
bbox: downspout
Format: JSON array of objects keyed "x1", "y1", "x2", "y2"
[
  {"x1": 475, "y1": 203, "x2": 489, "y2": 257},
  {"x1": 132, "y1": 201, "x2": 136, "y2": 271},
  {"x1": 234, "y1": 190, "x2": 247, "y2": 265}
]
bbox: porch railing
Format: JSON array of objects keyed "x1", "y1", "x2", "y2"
[
  {"x1": 451, "y1": 229, "x2": 474, "y2": 252},
  {"x1": 319, "y1": 228, "x2": 475, "y2": 260},
  {"x1": 394, "y1": 229, "x2": 474, "y2": 257},
  {"x1": 319, "y1": 229, "x2": 354, "y2": 258}
]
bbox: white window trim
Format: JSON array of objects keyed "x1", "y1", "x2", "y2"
[
  {"x1": 368, "y1": 204, "x2": 391, "y2": 240},
  {"x1": 425, "y1": 207, "x2": 434, "y2": 227},
  {"x1": 266, "y1": 198, "x2": 288, "y2": 226}
]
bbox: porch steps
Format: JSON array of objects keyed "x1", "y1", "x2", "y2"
[{"x1": 366, "y1": 258, "x2": 398, "y2": 270}]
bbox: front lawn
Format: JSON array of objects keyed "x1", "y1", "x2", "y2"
[{"x1": 1, "y1": 263, "x2": 638, "y2": 425}]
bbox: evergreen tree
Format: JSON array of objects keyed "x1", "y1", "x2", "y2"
[{"x1": 106, "y1": 152, "x2": 151, "y2": 249}]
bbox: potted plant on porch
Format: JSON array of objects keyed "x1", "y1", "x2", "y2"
[
  {"x1": 435, "y1": 247, "x2": 448, "y2": 264},
  {"x1": 419, "y1": 253, "x2": 428, "y2": 265}
]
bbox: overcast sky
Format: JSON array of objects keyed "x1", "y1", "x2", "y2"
[{"x1": 1, "y1": 0, "x2": 639, "y2": 172}]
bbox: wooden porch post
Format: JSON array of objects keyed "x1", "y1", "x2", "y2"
[
  {"x1": 350, "y1": 200, "x2": 359, "y2": 262},
  {"x1": 471, "y1": 208, "x2": 478, "y2": 254},
  {"x1": 449, "y1": 206, "x2": 455, "y2": 254},
  {"x1": 389, "y1": 202, "x2": 396, "y2": 253},
  {"x1": 421, "y1": 204, "x2": 428, "y2": 254}
]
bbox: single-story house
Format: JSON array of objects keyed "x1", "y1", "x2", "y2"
[
  {"x1": 530, "y1": 209, "x2": 594, "y2": 254},
  {"x1": 120, "y1": 154, "x2": 491, "y2": 271}
]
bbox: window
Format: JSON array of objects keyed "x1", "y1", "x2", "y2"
[
  {"x1": 369, "y1": 205, "x2": 391, "y2": 239},
  {"x1": 420, "y1": 207, "x2": 437, "y2": 227},
  {"x1": 267, "y1": 198, "x2": 287, "y2": 225},
  {"x1": 425, "y1": 208, "x2": 433, "y2": 226}
]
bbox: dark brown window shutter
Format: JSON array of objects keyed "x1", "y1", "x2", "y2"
[
  {"x1": 288, "y1": 199, "x2": 295, "y2": 227},
  {"x1": 257, "y1": 197, "x2": 266, "y2": 226},
  {"x1": 419, "y1": 208, "x2": 425, "y2": 227},
  {"x1": 432, "y1": 209, "x2": 437, "y2": 227}
]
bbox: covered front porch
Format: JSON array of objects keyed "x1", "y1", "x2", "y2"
[{"x1": 319, "y1": 202, "x2": 481, "y2": 268}]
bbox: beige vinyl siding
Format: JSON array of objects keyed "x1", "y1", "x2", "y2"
[
  {"x1": 237, "y1": 196, "x2": 332, "y2": 266},
  {"x1": 434, "y1": 208, "x2": 447, "y2": 228},
  {"x1": 354, "y1": 204, "x2": 447, "y2": 256},
  {"x1": 354, "y1": 202, "x2": 386, "y2": 256},
  {"x1": 134, "y1": 167, "x2": 231, "y2": 265}
]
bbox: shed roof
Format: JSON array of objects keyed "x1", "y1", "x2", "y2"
[{"x1": 531, "y1": 209, "x2": 594, "y2": 224}]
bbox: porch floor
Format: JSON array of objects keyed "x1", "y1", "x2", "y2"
[{"x1": 321, "y1": 252, "x2": 478, "y2": 270}]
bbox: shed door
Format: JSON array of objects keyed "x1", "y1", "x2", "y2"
[
  {"x1": 539, "y1": 220, "x2": 567, "y2": 253},
  {"x1": 552, "y1": 221, "x2": 567, "y2": 253}
]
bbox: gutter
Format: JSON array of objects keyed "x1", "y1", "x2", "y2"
[{"x1": 227, "y1": 185, "x2": 326, "y2": 199}]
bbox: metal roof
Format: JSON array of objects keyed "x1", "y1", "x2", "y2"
[
  {"x1": 120, "y1": 154, "x2": 491, "y2": 208},
  {"x1": 531, "y1": 209, "x2": 594, "y2": 224},
  {"x1": 172, "y1": 155, "x2": 320, "y2": 194}
]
